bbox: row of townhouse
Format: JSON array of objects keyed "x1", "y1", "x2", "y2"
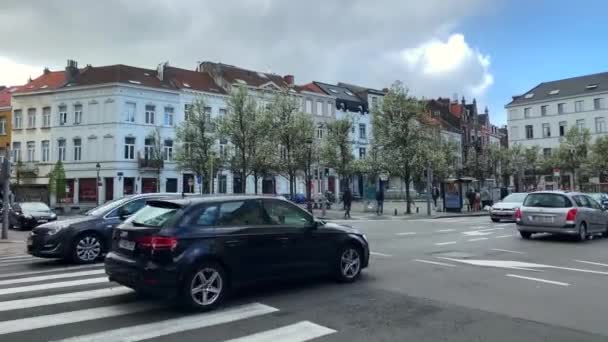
[
  {"x1": 7, "y1": 60, "x2": 382, "y2": 209},
  {"x1": 507, "y1": 71, "x2": 608, "y2": 190}
]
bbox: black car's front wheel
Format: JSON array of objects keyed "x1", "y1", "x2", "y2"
[
  {"x1": 181, "y1": 262, "x2": 227, "y2": 311},
  {"x1": 335, "y1": 245, "x2": 362, "y2": 283},
  {"x1": 71, "y1": 233, "x2": 103, "y2": 264}
]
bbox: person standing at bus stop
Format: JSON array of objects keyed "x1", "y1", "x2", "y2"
[
  {"x1": 342, "y1": 188, "x2": 353, "y2": 219},
  {"x1": 376, "y1": 188, "x2": 384, "y2": 215}
]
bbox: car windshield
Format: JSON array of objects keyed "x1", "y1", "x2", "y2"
[
  {"x1": 128, "y1": 204, "x2": 179, "y2": 227},
  {"x1": 19, "y1": 202, "x2": 50, "y2": 212},
  {"x1": 523, "y1": 193, "x2": 572, "y2": 208},
  {"x1": 85, "y1": 197, "x2": 131, "y2": 217},
  {"x1": 589, "y1": 193, "x2": 605, "y2": 202},
  {"x1": 501, "y1": 193, "x2": 527, "y2": 203}
]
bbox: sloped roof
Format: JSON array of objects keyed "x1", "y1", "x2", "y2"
[
  {"x1": 12, "y1": 70, "x2": 66, "y2": 94},
  {"x1": 165, "y1": 66, "x2": 226, "y2": 94},
  {"x1": 506, "y1": 71, "x2": 608, "y2": 107},
  {"x1": 297, "y1": 83, "x2": 328, "y2": 95},
  {"x1": 71, "y1": 64, "x2": 174, "y2": 90},
  {"x1": 0, "y1": 86, "x2": 20, "y2": 108},
  {"x1": 204, "y1": 62, "x2": 290, "y2": 88},
  {"x1": 313, "y1": 82, "x2": 364, "y2": 103}
]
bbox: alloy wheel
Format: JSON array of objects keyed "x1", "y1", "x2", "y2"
[
  {"x1": 340, "y1": 248, "x2": 361, "y2": 279},
  {"x1": 190, "y1": 268, "x2": 223, "y2": 307},
  {"x1": 76, "y1": 235, "x2": 101, "y2": 262}
]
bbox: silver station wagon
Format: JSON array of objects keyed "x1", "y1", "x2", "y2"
[{"x1": 516, "y1": 191, "x2": 608, "y2": 241}]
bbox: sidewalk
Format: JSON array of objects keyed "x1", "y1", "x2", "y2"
[
  {"x1": 312, "y1": 200, "x2": 488, "y2": 220},
  {"x1": 0, "y1": 229, "x2": 28, "y2": 256}
]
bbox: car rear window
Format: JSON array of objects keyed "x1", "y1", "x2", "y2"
[
  {"x1": 128, "y1": 203, "x2": 180, "y2": 227},
  {"x1": 523, "y1": 194, "x2": 573, "y2": 208}
]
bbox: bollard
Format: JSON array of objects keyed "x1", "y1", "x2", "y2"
[
  {"x1": 394, "y1": 208, "x2": 398, "y2": 216},
  {"x1": 416, "y1": 207, "x2": 419, "y2": 213}
]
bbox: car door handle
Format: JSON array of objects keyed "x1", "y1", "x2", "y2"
[{"x1": 225, "y1": 239, "x2": 242, "y2": 246}]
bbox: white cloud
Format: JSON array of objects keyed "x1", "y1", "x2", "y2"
[{"x1": 0, "y1": 57, "x2": 43, "y2": 86}]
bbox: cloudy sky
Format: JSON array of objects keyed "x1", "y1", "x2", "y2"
[{"x1": 2, "y1": 0, "x2": 608, "y2": 124}]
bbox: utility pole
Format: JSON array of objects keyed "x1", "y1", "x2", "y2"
[{"x1": 2, "y1": 148, "x2": 11, "y2": 240}]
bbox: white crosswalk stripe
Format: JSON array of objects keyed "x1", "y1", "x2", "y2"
[
  {"x1": 0, "y1": 263, "x2": 339, "y2": 341},
  {"x1": 0, "y1": 254, "x2": 33, "y2": 261}
]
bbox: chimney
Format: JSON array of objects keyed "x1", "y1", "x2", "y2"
[
  {"x1": 43, "y1": 67, "x2": 50, "y2": 75},
  {"x1": 157, "y1": 61, "x2": 168, "y2": 81},
  {"x1": 484, "y1": 106, "x2": 489, "y2": 115},
  {"x1": 65, "y1": 59, "x2": 79, "y2": 83},
  {"x1": 283, "y1": 75, "x2": 294, "y2": 85}
]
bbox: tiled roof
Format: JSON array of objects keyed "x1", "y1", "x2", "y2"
[
  {"x1": 298, "y1": 83, "x2": 327, "y2": 95},
  {"x1": 71, "y1": 64, "x2": 174, "y2": 90},
  {"x1": 12, "y1": 70, "x2": 66, "y2": 94},
  {"x1": 203, "y1": 62, "x2": 290, "y2": 89},
  {"x1": 506, "y1": 71, "x2": 608, "y2": 107},
  {"x1": 313, "y1": 82, "x2": 364, "y2": 103},
  {"x1": 165, "y1": 66, "x2": 226, "y2": 94}
]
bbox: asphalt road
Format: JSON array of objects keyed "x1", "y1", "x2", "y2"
[{"x1": 1, "y1": 217, "x2": 608, "y2": 341}]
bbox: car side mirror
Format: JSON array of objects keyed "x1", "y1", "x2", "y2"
[{"x1": 118, "y1": 207, "x2": 129, "y2": 220}]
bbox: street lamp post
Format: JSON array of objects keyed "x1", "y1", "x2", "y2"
[
  {"x1": 306, "y1": 139, "x2": 313, "y2": 213},
  {"x1": 95, "y1": 163, "x2": 101, "y2": 205}
]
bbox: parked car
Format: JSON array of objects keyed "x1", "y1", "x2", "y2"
[
  {"x1": 588, "y1": 193, "x2": 608, "y2": 208},
  {"x1": 27, "y1": 193, "x2": 184, "y2": 263},
  {"x1": 489, "y1": 192, "x2": 528, "y2": 222},
  {"x1": 105, "y1": 195, "x2": 370, "y2": 310},
  {"x1": 8, "y1": 202, "x2": 57, "y2": 230},
  {"x1": 516, "y1": 191, "x2": 608, "y2": 241}
]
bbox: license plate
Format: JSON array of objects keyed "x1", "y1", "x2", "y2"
[
  {"x1": 535, "y1": 216, "x2": 554, "y2": 223},
  {"x1": 118, "y1": 239, "x2": 135, "y2": 251}
]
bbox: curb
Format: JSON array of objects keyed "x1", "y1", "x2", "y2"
[
  {"x1": 0, "y1": 240, "x2": 25, "y2": 244},
  {"x1": 433, "y1": 213, "x2": 490, "y2": 219}
]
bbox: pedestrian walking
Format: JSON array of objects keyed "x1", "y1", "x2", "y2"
[
  {"x1": 474, "y1": 189, "x2": 481, "y2": 211},
  {"x1": 432, "y1": 185, "x2": 440, "y2": 208},
  {"x1": 466, "y1": 188, "x2": 474, "y2": 212},
  {"x1": 342, "y1": 188, "x2": 353, "y2": 219},
  {"x1": 481, "y1": 188, "x2": 491, "y2": 209},
  {"x1": 376, "y1": 188, "x2": 384, "y2": 215}
]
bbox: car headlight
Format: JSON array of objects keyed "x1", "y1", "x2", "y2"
[
  {"x1": 46, "y1": 222, "x2": 72, "y2": 235},
  {"x1": 50, "y1": 213, "x2": 57, "y2": 219},
  {"x1": 361, "y1": 234, "x2": 368, "y2": 244},
  {"x1": 24, "y1": 214, "x2": 33, "y2": 219}
]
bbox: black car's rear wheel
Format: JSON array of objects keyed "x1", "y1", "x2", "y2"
[
  {"x1": 181, "y1": 262, "x2": 227, "y2": 311},
  {"x1": 578, "y1": 222, "x2": 588, "y2": 242},
  {"x1": 491, "y1": 218, "x2": 500, "y2": 223},
  {"x1": 519, "y1": 231, "x2": 532, "y2": 239},
  {"x1": 335, "y1": 245, "x2": 362, "y2": 283},
  {"x1": 71, "y1": 233, "x2": 103, "y2": 264}
]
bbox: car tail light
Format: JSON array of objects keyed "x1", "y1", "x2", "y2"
[
  {"x1": 136, "y1": 236, "x2": 178, "y2": 251},
  {"x1": 515, "y1": 208, "x2": 522, "y2": 221},
  {"x1": 566, "y1": 208, "x2": 578, "y2": 223}
]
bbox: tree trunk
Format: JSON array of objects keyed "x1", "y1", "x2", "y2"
[
  {"x1": 405, "y1": 169, "x2": 412, "y2": 214},
  {"x1": 289, "y1": 172, "x2": 294, "y2": 197},
  {"x1": 254, "y1": 174, "x2": 259, "y2": 194}
]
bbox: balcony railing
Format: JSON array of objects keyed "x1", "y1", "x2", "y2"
[
  {"x1": 138, "y1": 158, "x2": 164, "y2": 169},
  {"x1": 16, "y1": 161, "x2": 39, "y2": 176}
]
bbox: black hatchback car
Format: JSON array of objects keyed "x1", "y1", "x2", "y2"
[
  {"x1": 9, "y1": 202, "x2": 57, "y2": 230},
  {"x1": 105, "y1": 196, "x2": 370, "y2": 310},
  {"x1": 28, "y1": 193, "x2": 183, "y2": 264}
]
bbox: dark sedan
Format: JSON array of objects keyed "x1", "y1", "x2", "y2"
[
  {"x1": 9, "y1": 202, "x2": 57, "y2": 230},
  {"x1": 105, "y1": 195, "x2": 370, "y2": 311},
  {"x1": 27, "y1": 193, "x2": 182, "y2": 263}
]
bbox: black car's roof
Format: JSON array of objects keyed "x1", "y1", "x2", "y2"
[{"x1": 148, "y1": 195, "x2": 287, "y2": 207}]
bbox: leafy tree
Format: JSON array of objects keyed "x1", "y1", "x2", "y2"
[
  {"x1": 322, "y1": 117, "x2": 354, "y2": 192},
  {"x1": 175, "y1": 98, "x2": 216, "y2": 194},
  {"x1": 372, "y1": 81, "x2": 431, "y2": 214},
  {"x1": 554, "y1": 126, "x2": 591, "y2": 190},
  {"x1": 249, "y1": 105, "x2": 279, "y2": 194},
  {"x1": 588, "y1": 136, "x2": 608, "y2": 177},
  {"x1": 144, "y1": 127, "x2": 164, "y2": 192},
  {"x1": 48, "y1": 161, "x2": 66, "y2": 202}
]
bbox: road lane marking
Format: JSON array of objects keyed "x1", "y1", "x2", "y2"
[
  {"x1": 396, "y1": 232, "x2": 416, "y2": 236},
  {"x1": 224, "y1": 321, "x2": 336, "y2": 342},
  {"x1": 506, "y1": 274, "x2": 570, "y2": 287},
  {"x1": 0, "y1": 302, "x2": 163, "y2": 335},
  {"x1": 478, "y1": 227, "x2": 505, "y2": 232},
  {"x1": 0, "y1": 277, "x2": 108, "y2": 296},
  {"x1": 0, "y1": 255, "x2": 33, "y2": 261},
  {"x1": 435, "y1": 241, "x2": 457, "y2": 246},
  {"x1": 52, "y1": 303, "x2": 279, "y2": 342},
  {"x1": 492, "y1": 249, "x2": 525, "y2": 254},
  {"x1": 495, "y1": 235, "x2": 513, "y2": 239},
  {"x1": 0, "y1": 264, "x2": 101, "y2": 279},
  {"x1": 462, "y1": 231, "x2": 493, "y2": 236},
  {"x1": 574, "y1": 260, "x2": 608, "y2": 268},
  {"x1": 436, "y1": 229, "x2": 455, "y2": 233},
  {"x1": 468, "y1": 238, "x2": 489, "y2": 242},
  {"x1": 370, "y1": 252, "x2": 392, "y2": 257},
  {"x1": 0, "y1": 287, "x2": 133, "y2": 312},
  {"x1": 0, "y1": 269, "x2": 106, "y2": 286},
  {"x1": 413, "y1": 259, "x2": 457, "y2": 267}
]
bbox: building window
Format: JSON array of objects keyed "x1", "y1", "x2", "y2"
[
  {"x1": 326, "y1": 103, "x2": 332, "y2": 116},
  {"x1": 59, "y1": 105, "x2": 67, "y2": 125},
  {"x1": 145, "y1": 105, "x2": 155, "y2": 124},
  {"x1": 596, "y1": 117, "x2": 606, "y2": 133},
  {"x1": 575, "y1": 100, "x2": 584, "y2": 112},
  {"x1": 163, "y1": 140, "x2": 173, "y2": 161},
  {"x1": 541, "y1": 105, "x2": 548, "y2": 116},
  {"x1": 317, "y1": 127, "x2": 324, "y2": 139},
  {"x1": 74, "y1": 104, "x2": 82, "y2": 124},
  {"x1": 305, "y1": 99, "x2": 313, "y2": 114},
  {"x1": 12, "y1": 142, "x2": 21, "y2": 162},
  {"x1": 124, "y1": 137, "x2": 135, "y2": 159},
  {"x1": 511, "y1": 126, "x2": 519, "y2": 140},
  {"x1": 184, "y1": 104, "x2": 192, "y2": 121},
  {"x1": 41, "y1": 140, "x2": 49, "y2": 162},
  {"x1": 559, "y1": 121, "x2": 567, "y2": 136},
  {"x1": 58, "y1": 139, "x2": 66, "y2": 162},
  {"x1": 124, "y1": 102, "x2": 136, "y2": 122},
  {"x1": 359, "y1": 124, "x2": 367, "y2": 140},
  {"x1": 351, "y1": 124, "x2": 355, "y2": 134},
  {"x1": 144, "y1": 138, "x2": 154, "y2": 159},
  {"x1": 359, "y1": 147, "x2": 366, "y2": 159},
  {"x1": 42, "y1": 107, "x2": 51, "y2": 127},
  {"x1": 372, "y1": 97, "x2": 378, "y2": 109},
  {"x1": 524, "y1": 107, "x2": 531, "y2": 118},
  {"x1": 219, "y1": 108, "x2": 227, "y2": 117},
  {"x1": 27, "y1": 108, "x2": 36, "y2": 128},
  {"x1": 525, "y1": 125, "x2": 534, "y2": 139},
  {"x1": 594, "y1": 98, "x2": 604, "y2": 110},
  {"x1": 0, "y1": 118, "x2": 5, "y2": 135},
  {"x1": 543, "y1": 148, "x2": 552, "y2": 157},
  {"x1": 316, "y1": 101, "x2": 323, "y2": 115},
  {"x1": 13, "y1": 109, "x2": 22, "y2": 129},
  {"x1": 576, "y1": 119, "x2": 585, "y2": 131},
  {"x1": 164, "y1": 107, "x2": 174, "y2": 126},
  {"x1": 26, "y1": 141, "x2": 35, "y2": 162},
  {"x1": 542, "y1": 123, "x2": 551, "y2": 138},
  {"x1": 73, "y1": 138, "x2": 82, "y2": 161},
  {"x1": 558, "y1": 103, "x2": 565, "y2": 114},
  {"x1": 203, "y1": 107, "x2": 212, "y2": 122}
]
